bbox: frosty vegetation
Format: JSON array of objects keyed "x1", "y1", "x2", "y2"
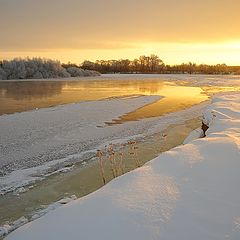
[
  {"x1": 0, "y1": 58, "x2": 100, "y2": 80},
  {"x1": 81, "y1": 54, "x2": 240, "y2": 74}
]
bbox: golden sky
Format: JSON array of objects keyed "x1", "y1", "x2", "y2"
[{"x1": 1, "y1": 0, "x2": 240, "y2": 65}]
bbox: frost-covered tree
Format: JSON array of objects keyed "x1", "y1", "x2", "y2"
[
  {"x1": 83, "y1": 69, "x2": 101, "y2": 77},
  {"x1": 0, "y1": 58, "x2": 99, "y2": 80},
  {"x1": 66, "y1": 67, "x2": 86, "y2": 77},
  {"x1": 2, "y1": 59, "x2": 27, "y2": 79},
  {"x1": 66, "y1": 67, "x2": 100, "y2": 77},
  {"x1": 0, "y1": 67, "x2": 7, "y2": 80}
]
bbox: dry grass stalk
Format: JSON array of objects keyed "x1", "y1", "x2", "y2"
[
  {"x1": 162, "y1": 133, "x2": 167, "y2": 148},
  {"x1": 118, "y1": 152, "x2": 125, "y2": 175},
  {"x1": 107, "y1": 145, "x2": 116, "y2": 178},
  {"x1": 133, "y1": 145, "x2": 141, "y2": 167},
  {"x1": 128, "y1": 140, "x2": 141, "y2": 167},
  {"x1": 96, "y1": 150, "x2": 106, "y2": 185}
]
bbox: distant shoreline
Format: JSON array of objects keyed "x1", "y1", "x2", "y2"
[{"x1": 1, "y1": 72, "x2": 240, "y2": 82}]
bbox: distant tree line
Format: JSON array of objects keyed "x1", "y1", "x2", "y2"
[
  {"x1": 79, "y1": 54, "x2": 240, "y2": 75},
  {"x1": 1, "y1": 56, "x2": 240, "y2": 80},
  {"x1": 0, "y1": 58, "x2": 100, "y2": 80}
]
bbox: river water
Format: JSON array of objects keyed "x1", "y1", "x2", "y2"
[{"x1": 0, "y1": 77, "x2": 207, "y2": 118}]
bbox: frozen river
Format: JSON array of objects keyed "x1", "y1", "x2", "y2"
[{"x1": 0, "y1": 74, "x2": 239, "y2": 233}]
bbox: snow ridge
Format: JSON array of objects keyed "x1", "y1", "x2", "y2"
[{"x1": 5, "y1": 92, "x2": 240, "y2": 240}]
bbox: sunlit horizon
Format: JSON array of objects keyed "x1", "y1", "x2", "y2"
[
  {"x1": 2, "y1": 41, "x2": 240, "y2": 65},
  {"x1": 1, "y1": 0, "x2": 240, "y2": 65}
]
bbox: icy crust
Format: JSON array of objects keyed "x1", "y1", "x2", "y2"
[
  {"x1": 0, "y1": 95, "x2": 208, "y2": 195},
  {"x1": 5, "y1": 93, "x2": 240, "y2": 240},
  {"x1": 183, "y1": 128, "x2": 204, "y2": 144},
  {"x1": 0, "y1": 95, "x2": 160, "y2": 192},
  {"x1": 2, "y1": 73, "x2": 240, "y2": 87},
  {"x1": 100, "y1": 74, "x2": 240, "y2": 87},
  {"x1": 0, "y1": 195, "x2": 77, "y2": 237}
]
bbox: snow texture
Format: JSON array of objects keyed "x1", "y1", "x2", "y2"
[
  {"x1": 0, "y1": 217, "x2": 28, "y2": 237},
  {"x1": 0, "y1": 95, "x2": 160, "y2": 192},
  {"x1": 0, "y1": 95, "x2": 208, "y2": 195},
  {"x1": 183, "y1": 128, "x2": 204, "y2": 144},
  {"x1": 5, "y1": 93, "x2": 240, "y2": 240},
  {"x1": 0, "y1": 196, "x2": 77, "y2": 237}
]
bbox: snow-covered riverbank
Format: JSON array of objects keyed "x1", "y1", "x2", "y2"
[
  {"x1": 0, "y1": 95, "x2": 161, "y2": 192},
  {"x1": 0, "y1": 93, "x2": 208, "y2": 195},
  {"x1": 4, "y1": 92, "x2": 240, "y2": 239}
]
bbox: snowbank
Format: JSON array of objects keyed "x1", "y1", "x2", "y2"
[{"x1": 5, "y1": 93, "x2": 240, "y2": 239}]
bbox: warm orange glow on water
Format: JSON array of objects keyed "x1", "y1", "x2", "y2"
[
  {"x1": 107, "y1": 84, "x2": 208, "y2": 124},
  {"x1": 201, "y1": 86, "x2": 240, "y2": 94},
  {"x1": 0, "y1": 79, "x2": 208, "y2": 123}
]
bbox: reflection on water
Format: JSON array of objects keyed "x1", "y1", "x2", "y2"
[
  {"x1": 0, "y1": 82, "x2": 63, "y2": 100},
  {"x1": 0, "y1": 79, "x2": 208, "y2": 121},
  {"x1": 108, "y1": 85, "x2": 208, "y2": 124},
  {"x1": 201, "y1": 86, "x2": 240, "y2": 94}
]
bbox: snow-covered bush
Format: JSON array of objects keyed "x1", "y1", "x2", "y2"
[
  {"x1": 66, "y1": 67, "x2": 100, "y2": 77},
  {"x1": 0, "y1": 58, "x2": 71, "y2": 80},
  {"x1": 66, "y1": 67, "x2": 86, "y2": 77},
  {"x1": 0, "y1": 58, "x2": 100, "y2": 80},
  {"x1": 0, "y1": 58, "x2": 91, "y2": 80},
  {"x1": 2, "y1": 60, "x2": 27, "y2": 79},
  {"x1": 83, "y1": 69, "x2": 101, "y2": 77},
  {"x1": 0, "y1": 67, "x2": 7, "y2": 80}
]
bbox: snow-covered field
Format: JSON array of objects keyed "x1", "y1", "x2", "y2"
[{"x1": 4, "y1": 92, "x2": 240, "y2": 240}]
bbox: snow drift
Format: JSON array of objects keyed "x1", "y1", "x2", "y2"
[{"x1": 5, "y1": 92, "x2": 240, "y2": 240}]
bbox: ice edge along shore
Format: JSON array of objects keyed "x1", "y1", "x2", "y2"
[
  {"x1": 0, "y1": 94, "x2": 207, "y2": 195},
  {"x1": 0, "y1": 95, "x2": 162, "y2": 194},
  {"x1": 3, "y1": 92, "x2": 240, "y2": 239}
]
